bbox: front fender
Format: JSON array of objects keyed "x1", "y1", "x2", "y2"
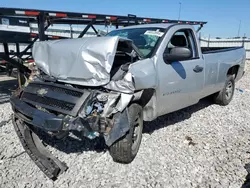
[{"x1": 128, "y1": 58, "x2": 157, "y2": 90}]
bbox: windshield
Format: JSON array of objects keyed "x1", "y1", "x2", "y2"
[{"x1": 106, "y1": 27, "x2": 165, "y2": 57}]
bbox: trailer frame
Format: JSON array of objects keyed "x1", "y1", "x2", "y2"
[{"x1": 0, "y1": 7, "x2": 207, "y2": 81}]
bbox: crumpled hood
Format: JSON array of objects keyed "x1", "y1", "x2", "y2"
[{"x1": 32, "y1": 36, "x2": 132, "y2": 86}]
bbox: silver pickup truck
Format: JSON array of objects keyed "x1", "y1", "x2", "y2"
[{"x1": 10, "y1": 23, "x2": 246, "y2": 179}]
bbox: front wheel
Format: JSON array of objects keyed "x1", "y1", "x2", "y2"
[
  {"x1": 109, "y1": 103, "x2": 143, "y2": 163},
  {"x1": 213, "y1": 75, "x2": 235, "y2": 106}
]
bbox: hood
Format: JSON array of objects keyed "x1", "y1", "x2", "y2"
[{"x1": 32, "y1": 36, "x2": 137, "y2": 86}]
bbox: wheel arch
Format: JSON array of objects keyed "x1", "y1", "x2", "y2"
[
  {"x1": 227, "y1": 65, "x2": 240, "y2": 79},
  {"x1": 131, "y1": 88, "x2": 157, "y2": 121}
]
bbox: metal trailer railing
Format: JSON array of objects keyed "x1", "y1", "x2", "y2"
[{"x1": 0, "y1": 7, "x2": 207, "y2": 85}]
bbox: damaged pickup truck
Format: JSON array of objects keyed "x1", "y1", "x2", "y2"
[{"x1": 10, "y1": 23, "x2": 246, "y2": 179}]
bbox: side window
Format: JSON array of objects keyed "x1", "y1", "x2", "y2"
[{"x1": 165, "y1": 29, "x2": 198, "y2": 59}]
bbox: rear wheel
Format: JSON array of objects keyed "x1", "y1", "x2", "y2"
[
  {"x1": 109, "y1": 103, "x2": 143, "y2": 163},
  {"x1": 213, "y1": 75, "x2": 235, "y2": 105}
]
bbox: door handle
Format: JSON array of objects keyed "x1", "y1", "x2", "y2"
[{"x1": 193, "y1": 65, "x2": 204, "y2": 73}]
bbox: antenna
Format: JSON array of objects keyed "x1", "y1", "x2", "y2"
[
  {"x1": 178, "y1": 2, "x2": 182, "y2": 21},
  {"x1": 237, "y1": 20, "x2": 241, "y2": 37}
]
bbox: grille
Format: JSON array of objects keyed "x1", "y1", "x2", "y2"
[
  {"x1": 29, "y1": 83, "x2": 83, "y2": 98},
  {"x1": 20, "y1": 81, "x2": 88, "y2": 116},
  {"x1": 22, "y1": 92, "x2": 75, "y2": 111}
]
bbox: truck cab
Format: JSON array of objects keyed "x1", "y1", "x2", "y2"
[{"x1": 106, "y1": 23, "x2": 245, "y2": 118}]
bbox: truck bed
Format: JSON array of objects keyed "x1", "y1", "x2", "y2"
[{"x1": 201, "y1": 46, "x2": 243, "y2": 54}]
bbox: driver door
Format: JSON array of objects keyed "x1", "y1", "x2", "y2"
[{"x1": 156, "y1": 27, "x2": 204, "y2": 116}]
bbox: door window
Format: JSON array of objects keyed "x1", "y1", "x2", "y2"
[{"x1": 164, "y1": 29, "x2": 198, "y2": 59}]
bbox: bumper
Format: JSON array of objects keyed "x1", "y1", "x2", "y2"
[
  {"x1": 11, "y1": 95, "x2": 106, "y2": 134},
  {"x1": 10, "y1": 93, "x2": 131, "y2": 179},
  {"x1": 12, "y1": 115, "x2": 68, "y2": 180},
  {"x1": 11, "y1": 96, "x2": 108, "y2": 138},
  {"x1": 10, "y1": 95, "x2": 130, "y2": 146},
  {"x1": 10, "y1": 96, "x2": 64, "y2": 132}
]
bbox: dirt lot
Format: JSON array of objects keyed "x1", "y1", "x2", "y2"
[{"x1": 0, "y1": 64, "x2": 250, "y2": 188}]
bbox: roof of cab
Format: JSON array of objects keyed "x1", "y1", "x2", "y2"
[{"x1": 119, "y1": 23, "x2": 175, "y2": 30}]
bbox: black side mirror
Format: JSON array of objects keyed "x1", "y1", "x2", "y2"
[{"x1": 163, "y1": 47, "x2": 192, "y2": 63}]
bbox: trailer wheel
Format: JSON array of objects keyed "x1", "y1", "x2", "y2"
[
  {"x1": 213, "y1": 75, "x2": 235, "y2": 106},
  {"x1": 109, "y1": 103, "x2": 143, "y2": 163}
]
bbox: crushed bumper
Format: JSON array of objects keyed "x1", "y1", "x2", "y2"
[
  {"x1": 10, "y1": 95, "x2": 108, "y2": 137},
  {"x1": 12, "y1": 115, "x2": 68, "y2": 180},
  {"x1": 10, "y1": 94, "x2": 130, "y2": 146},
  {"x1": 10, "y1": 88, "x2": 131, "y2": 179},
  {"x1": 10, "y1": 96, "x2": 64, "y2": 131}
]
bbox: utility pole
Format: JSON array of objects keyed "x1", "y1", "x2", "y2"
[
  {"x1": 237, "y1": 20, "x2": 241, "y2": 37},
  {"x1": 178, "y1": 2, "x2": 182, "y2": 21}
]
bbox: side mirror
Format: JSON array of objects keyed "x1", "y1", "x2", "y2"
[{"x1": 163, "y1": 47, "x2": 192, "y2": 63}]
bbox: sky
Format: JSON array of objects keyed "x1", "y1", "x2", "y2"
[{"x1": 1, "y1": 0, "x2": 250, "y2": 38}]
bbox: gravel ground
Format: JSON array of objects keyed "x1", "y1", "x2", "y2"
[{"x1": 1, "y1": 64, "x2": 250, "y2": 188}]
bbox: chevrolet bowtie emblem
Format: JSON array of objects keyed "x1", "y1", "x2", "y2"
[{"x1": 37, "y1": 88, "x2": 48, "y2": 96}]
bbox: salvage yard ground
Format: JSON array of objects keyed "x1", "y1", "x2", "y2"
[{"x1": 0, "y1": 62, "x2": 250, "y2": 188}]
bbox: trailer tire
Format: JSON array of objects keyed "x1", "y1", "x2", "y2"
[
  {"x1": 109, "y1": 103, "x2": 143, "y2": 164},
  {"x1": 213, "y1": 75, "x2": 235, "y2": 106}
]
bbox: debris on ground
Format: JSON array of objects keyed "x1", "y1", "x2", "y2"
[{"x1": 1, "y1": 63, "x2": 250, "y2": 187}]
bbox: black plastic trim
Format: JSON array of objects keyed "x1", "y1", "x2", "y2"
[
  {"x1": 202, "y1": 46, "x2": 244, "y2": 54},
  {"x1": 12, "y1": 116, "x2": 68, "y2": 180}
]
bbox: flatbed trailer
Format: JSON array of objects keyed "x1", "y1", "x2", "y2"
[{"x1": 0, "y1": 7, "x2": 207, "y2": 85}]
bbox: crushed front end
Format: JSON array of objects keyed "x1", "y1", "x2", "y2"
[
  {"x1": 11, "y1": 78, "x2": 133, "y2": 140},
  {"x1": 10, "y1": 36, "x2": 158, "y2": 179},
  {"x1": 10, "y1": 79, "x2": 133, "y2": 179}
]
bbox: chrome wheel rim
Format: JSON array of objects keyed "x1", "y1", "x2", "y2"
[
  {"x1": 132, "y1": 114, "x2": 142, "y2": 151},
  {"x1": 225, "y1": 81, "x2": 233, "y2": 100}
]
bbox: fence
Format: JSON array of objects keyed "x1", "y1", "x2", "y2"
[{"x1": 199, "y1": 37, "x2": 250, "y2": 59}]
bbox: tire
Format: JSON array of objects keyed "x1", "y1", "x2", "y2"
[
  {"x1": 109, "y1": 103, "x2": 143, "y2": 163},
  {"x1": 213, "y1": 75, "x2": 235, "y2": 106}
]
